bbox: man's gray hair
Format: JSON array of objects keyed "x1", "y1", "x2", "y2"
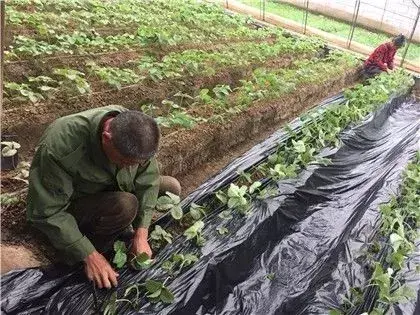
[{"x1": 110, "y1": 111, "x2": 160, "y2": 160}]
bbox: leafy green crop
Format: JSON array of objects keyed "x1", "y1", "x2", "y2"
[
  {"x1": 183, "y1": 220, "x2": 205, "y2": 247},
  {"x1": 150, "y1": 225, "x2": 173, "y2": 250},
  {"x1": 156, "y1": 192, "x2": 183, "y2": 220},
  {"x1": 161, "y1": 253, "x2": 198, "y2": 275},
  {"x1": 87, "y1": 62, "x2": 144, "y2": 89},
  {"x1": 332, "y1": 154, "x2": 419, "y2": 314},
  {"x1": 112, "y1": 240, "x2": 128, "y2": 268},
  {"x1": 53, "y1": 68, "x2": 91, "y2": 95},
  {"x1": 130, "y1": 252, "x2": 153, "y2": 271}
]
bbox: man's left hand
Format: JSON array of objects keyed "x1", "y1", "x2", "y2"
[{"x1": 131, "y1": 227, "x2": 153, "y2": 258}]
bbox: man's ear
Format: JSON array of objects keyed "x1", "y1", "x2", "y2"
[{"x1": 102, "y1": 130, "x2": 113, "y2": 144}]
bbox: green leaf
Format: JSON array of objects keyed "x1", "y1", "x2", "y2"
[
  {"x1": 184, "y1": 221, "x2": 204, "y2": 238},
  {"x1": 147, "y1": 289, "x2": 162, "y2": 298},
  {"x1": 160, "y1": 287, "x2": 175, "y2": 303},
  {"x1": 217, "y1": 226, "x2": 229, "y2": 235},
  {"x1": 189, "y1": 206, "x2": 202, "y2": 220},
  {"x1": 266, "y1": 273, "x2": 275, "y2": 281},
  {"x1": 184, "y1": 254, "x2": 199, "y2": 264},
  {"x1": 112, "y1": 251, "x2": 127, "y2": 269},
  {"x1": 216, "y1": 191, "x2": 228, "y2": 204},
  {"x1": 228, "y1": 197, "x2": 239, "y2": 209},
  {"x1": 166, "y1": 191, "x2": 181, "y2": 204},
  {"x1": 156, "y1": 196, "x2": 174, "y2": 211},
  {"x1": 292, "y1": 140, "x2": 306, "y2": 153},
  {"x1": 131, "y1": 252, "x2": 153, "y2": 270},
  {"x1": 1, "y1": 147, "x2": 18, "y2": 157},
  {"x1": 218, "y1": 210, "x2": 233, "y2": 220},
  {"x1": 389, "y1": 233, "x2": 404, "y2": 252},
  {"x1": 249, "y1": 181, "x2": 262, "y2": 194},
  {"x1": 113, "y1": 240, "x2": 127, "y2": 253},
  {"x1": 227, "y1": 184, "x2": 241, "y2": 198},
  {"x1": 145, "y1": 279, "x2": 163, "y2": 293},
  {"x1": 170, "y1": 205, "x2": 183, "y2": 220}
]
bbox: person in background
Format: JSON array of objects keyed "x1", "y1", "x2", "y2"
[
  {"x1": 26, "y1": 106, "x2": 181, "y2": 289},
  {"x1": 362, "y1": 34, "x2": 406, "y2": 79}
]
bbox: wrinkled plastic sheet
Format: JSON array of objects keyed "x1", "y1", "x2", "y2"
[{"x1": 1, "y1": 94, "x2": 419, "y2": 315}]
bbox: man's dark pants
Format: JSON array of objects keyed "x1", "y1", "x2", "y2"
[
  {"x1": 361, "y1": 64, "x2": 383, "y2": 80},
  {"x1": 68, "y1": 176, "x2": 181, "y2": 254}
]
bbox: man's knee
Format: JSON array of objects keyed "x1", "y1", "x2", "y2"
[
  {"x1": 113, "y1": 192, "x2": 138, "y2": 225},
  {"x1": 159, "y1": 176, "x2": 182, "y2": 196}
]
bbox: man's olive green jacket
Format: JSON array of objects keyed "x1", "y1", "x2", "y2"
[{"x1": 26, "y1": 105, "x2": 159, "y2": 264}]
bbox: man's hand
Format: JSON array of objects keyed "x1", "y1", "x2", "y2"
[
  {"x1": 131, "y1": 227, "x2": 152, "y2": 258},
  {"x1": 84, "y1": 251, "x2": 119, "y2": 289}
]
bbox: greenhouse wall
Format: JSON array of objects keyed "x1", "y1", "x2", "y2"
[{"x1": 278, "y1": 0, "x2": 420, "y2": 43}]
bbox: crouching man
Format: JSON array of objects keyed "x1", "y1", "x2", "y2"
[
  {"x1": 361, "y1": 34, "x2": 406, "y2": 79},
  {"x1": 26, "y1": 105, "x2": 181, "y2": 289}
]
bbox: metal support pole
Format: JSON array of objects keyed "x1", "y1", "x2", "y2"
[
  {"x1": 303, "y1": 0, "x2": 309, "y2": 34},
  {"x1": 400, "y1": 6, "x2": 420, "y2": 67},
  {"x1": 1, "y1": 0, "x2": 5, "y2": 109},
  {"x1": 379, "y1": 0, "x2": 388, "y2": 29},
  {"x1": 347, "y1": 0, "x2": 361, "y2": 48},
  {"x1": 263, "y1": 0, "x2": 266, "y2": 21}
]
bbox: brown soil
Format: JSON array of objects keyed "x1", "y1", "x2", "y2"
[
  {"x1": 4, "y1": 37, "x2": 277, "y2": 81},
  {"x1": 2, "y1": 52, "x2": 314, "y2": 159},
  {"x1": 158, "y1": 68, "x2": 359, "y2": 177}
]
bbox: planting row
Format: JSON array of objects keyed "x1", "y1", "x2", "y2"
[
  {"x1": 333, "y1": 153, "x2": 419, "y2": 314},
  {"x1": 4, "y1": 51, "x2": 360, "y2": 133},
  {"x1": 101, "y1": 71, "x2": 413, "y2": 312},
  {"x1": 4, "y1": 36, "x2": 323, "y2": 104},
  {"x1": 5, "y1": 0, "x2": 277, "y2": 60}
]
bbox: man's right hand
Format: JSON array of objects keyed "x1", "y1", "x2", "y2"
[{"x1": 84, "y1": 251, "x2": 119, "y2": 289}]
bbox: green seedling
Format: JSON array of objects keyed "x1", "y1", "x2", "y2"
[
  {"x1": 183, "y1": 220, "x2": 205, "y2": 247},
  {"x1": 150, "y1": 225, "x2": 173, "y2": 249},
  {"x1": 216, "y1": 226, "x2": 229, "y2": 235},
  {"x1": 130, "y1": 252, "x2": 153, "y2": 270},
  {"x1": 53, "y1": 68, "x2": 91, "y2": 95},
  {"x1": 218, "y1": 210, "x2": 233, "y2": 220},
  {"x1": 143, "y1": 279, "x2": 174, "y2": 304},
  {"x1": 112, "y1": 240, "x2": 128, "y2": 268},
  {"x1": 1, "y1": 141, "x2": 21, "y2": 157},
  {"x1": 161, "y1": 253, "x2": 198, "y2": 275},
  {"x1": 216, "y1": 183, "x2": 251, "y2": 215},
  {"x1": 189, "y1": 203, "x2": 207, "y2": 221},
  {"x1": 156, "y1": 192, "x2": 183, "y2": 220}
]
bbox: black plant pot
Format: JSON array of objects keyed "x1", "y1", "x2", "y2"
[{"x1": 1, "y1": 135, "x2": 19, "y2": 170}]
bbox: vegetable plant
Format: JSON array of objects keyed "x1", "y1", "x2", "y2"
[
  {"x1": 183, "y1": 220, "x2": 205, "y2": 247},
  {"x1": 150, "y1": 225, "x2": 173, "y2": 249},
  {"x1": 156, "y1": 192, "x2": 183, "y2": 220},
  {"x1": 1, "y1": 141, "x2": 21, "y2": 157},
  {"x1": 161, "y1": 253, "x2": 198, "y2": 275},
  {"x1": 112, "y1": 240, "x2": 128, "y2": 268},
  {"x1": 53, "y1": 68, "x2": 91, "y2": 95}
]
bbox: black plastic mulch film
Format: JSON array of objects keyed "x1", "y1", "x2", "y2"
[{"x1": 1, "y1": 92, "x2": 419, "y2": 315}]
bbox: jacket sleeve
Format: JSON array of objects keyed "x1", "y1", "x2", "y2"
[
  {"x1": 370, "y1": 44, "x2": 388, "y2": 71},
  {"x1": 132, "y1": 158, "x2": 160, "y2": 229},
  {"x1": 26, "y1": 145, "x2": 95, "y2": 264}
]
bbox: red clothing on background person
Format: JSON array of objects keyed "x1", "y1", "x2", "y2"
[{"x1": 364, "y1": 42, "x2": 397, "y2": 71}]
